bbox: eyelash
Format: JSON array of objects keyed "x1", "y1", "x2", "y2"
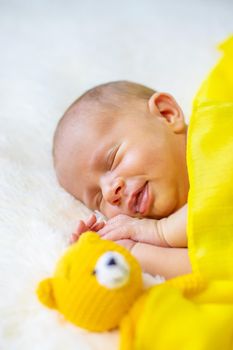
[
  {"x1": 96, "y1": 147, "x2": 119, "y2": 209},
  {"x1": 109, "y1": 148, "x2": 118, "y2": 170}
]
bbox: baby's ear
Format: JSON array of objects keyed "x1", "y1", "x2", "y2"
[
  {"x1": 148, "y1": 92, "x2": 186, "y2": 133},
  {"x1": 36, "y1": 278, "x2": 57, "y2": 309}
]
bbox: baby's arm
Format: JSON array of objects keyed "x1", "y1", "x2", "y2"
[
  {"x1": 131, "y1": 243, "x2": 191, "y2": 279},
  {"x1": 156, "y1": 204, "x2": 187, "y2": 247},
  {"x1": 98, "y1": 204, "x2": 187, "y2": 248}
]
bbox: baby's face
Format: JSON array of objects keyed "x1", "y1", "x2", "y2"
[{"x1": 56, "y1": 100, "x2": 189, "y2": 219}]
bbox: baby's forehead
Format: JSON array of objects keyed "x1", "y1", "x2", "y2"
[
  {"x1": 56, "y1": 98, "x2": 143, "y2": 161},
  {"x1": 67, "y1": 91, "x2": 145, "y2": 134},
  {"x1": 75, "y1": 108, "x2": 122, "y2": 137}
]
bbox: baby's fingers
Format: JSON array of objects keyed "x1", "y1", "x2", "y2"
[
  {"x1": 75, "y1": 220, "x2": 88, "y2": 235},
  {"x1": 69, "y1": 233, "x2": 79, "y2": 244},
  {"x1": 91, "y1": 221, "x2": 105, "y2": 232},
  {"x1": 86, "y1": 214, "x2": 97, "y2": 227}
]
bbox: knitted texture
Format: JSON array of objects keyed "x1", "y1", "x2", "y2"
[{"x1": 37, "y1": 232, "x2": 143, "y2": 331}]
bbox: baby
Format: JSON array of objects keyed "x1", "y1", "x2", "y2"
[{"x1": 53, "y1": 81, "x2": 191, "y2": 279}]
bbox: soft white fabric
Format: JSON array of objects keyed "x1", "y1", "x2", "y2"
[{"x1": 0, "y1": 1, "x2": 232, "y2": 349}]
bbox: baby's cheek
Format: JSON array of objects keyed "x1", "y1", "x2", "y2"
[{"x1": 120, "y1": 150, "x2": 142, "y2": 174}]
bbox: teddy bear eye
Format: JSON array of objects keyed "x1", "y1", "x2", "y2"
[{"x1": 92, "y1": 269, "x2": 96, "y2": 275}]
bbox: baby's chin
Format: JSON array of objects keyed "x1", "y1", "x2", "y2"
[{"x1": 148, "y1": 201, "x2": 179, "y2": 219}]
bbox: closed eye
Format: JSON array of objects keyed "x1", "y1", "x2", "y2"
[
  {"x1": 108, "y1": 146, "x2": 119, "y2": 170},
  {"x1": 95, "y1": 145, "x2": 120, "y2": 210}
]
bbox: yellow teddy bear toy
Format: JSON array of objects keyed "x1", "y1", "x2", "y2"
[
  {"x1": 36, "y1": 231, "x2": 205, "y2": 350},
  {"x1": 37, "y1": 231, "x2": 144, "y2": 335}
]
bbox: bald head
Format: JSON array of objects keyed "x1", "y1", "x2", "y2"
[
  {"x1": 52, "y1": 81, "x2": 189, "y2": 219},
  {"x1": 52, "y1": 80, "x2": 155, "y2": 171}
]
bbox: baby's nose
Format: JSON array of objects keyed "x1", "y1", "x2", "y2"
[{"x1": 103, "y1": 178, "x2": 125, "y2": 205}]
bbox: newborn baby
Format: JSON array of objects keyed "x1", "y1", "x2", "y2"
[{"x1": 53, "y1": 81, "x2": 191, "y2": 279}]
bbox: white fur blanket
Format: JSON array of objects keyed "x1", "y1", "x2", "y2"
[{"x1": 0, "y1": 1, "x2": 232, "y2": 349}]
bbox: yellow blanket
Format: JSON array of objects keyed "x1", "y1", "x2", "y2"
[{"x1": 134, "y1": 36, "x2": 233, "y2": 349}]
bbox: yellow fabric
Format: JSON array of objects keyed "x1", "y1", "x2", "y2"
[
  {"x1": 135, "y1": 283, "x2": 233, "y2": 350},
  {"x1": 187, "y1": 103, "x2": 233, "y2": 278},
  {"x1": 193, "y1": 36, "x2": 233, "y2": 107},
  {"x1": 132, "y1": 35, "x2": 233, "y2": 350},
  {"x1": 188, "y1": 35, "x2": 233, "y2": 278}
]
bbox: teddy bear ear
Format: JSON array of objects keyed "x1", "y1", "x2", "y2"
[
  {"x1": 79, "y1": 231, "x2": 100, "y2": 244},
  {"x1": 36, "y1": 278, "x2": 57, "y2": 310}
]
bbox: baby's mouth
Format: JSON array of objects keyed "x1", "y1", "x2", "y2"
[
  {"x1": 129, "y1": 182, "x2": 149, "y2": 215},
  {"x1": 135, "y1": 188, "x2": 145, "y2": 212}
]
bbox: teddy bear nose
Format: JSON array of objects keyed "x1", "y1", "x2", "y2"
[
  {"x1": 107, "y1": 257, "x2": 117, "y2": 266},
  {"x1": 94, "y1": 251, "x2": 130, "y2": 289}
]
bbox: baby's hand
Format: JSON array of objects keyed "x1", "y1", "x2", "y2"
[
  {"x1": 70, "y1": 213, "x2": 105, "y2": 244},
  {"x1": 98, "y1": 214, "x2": 166, "y2": 246}
]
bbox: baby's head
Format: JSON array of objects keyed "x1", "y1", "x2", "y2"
[{"x1": 53, "y1": 81, "x2": 189, "y2": 220}]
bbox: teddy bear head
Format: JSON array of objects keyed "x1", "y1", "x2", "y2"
[{"x1": 37, "y1": 231, "x2": 143, "y2": 331}]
